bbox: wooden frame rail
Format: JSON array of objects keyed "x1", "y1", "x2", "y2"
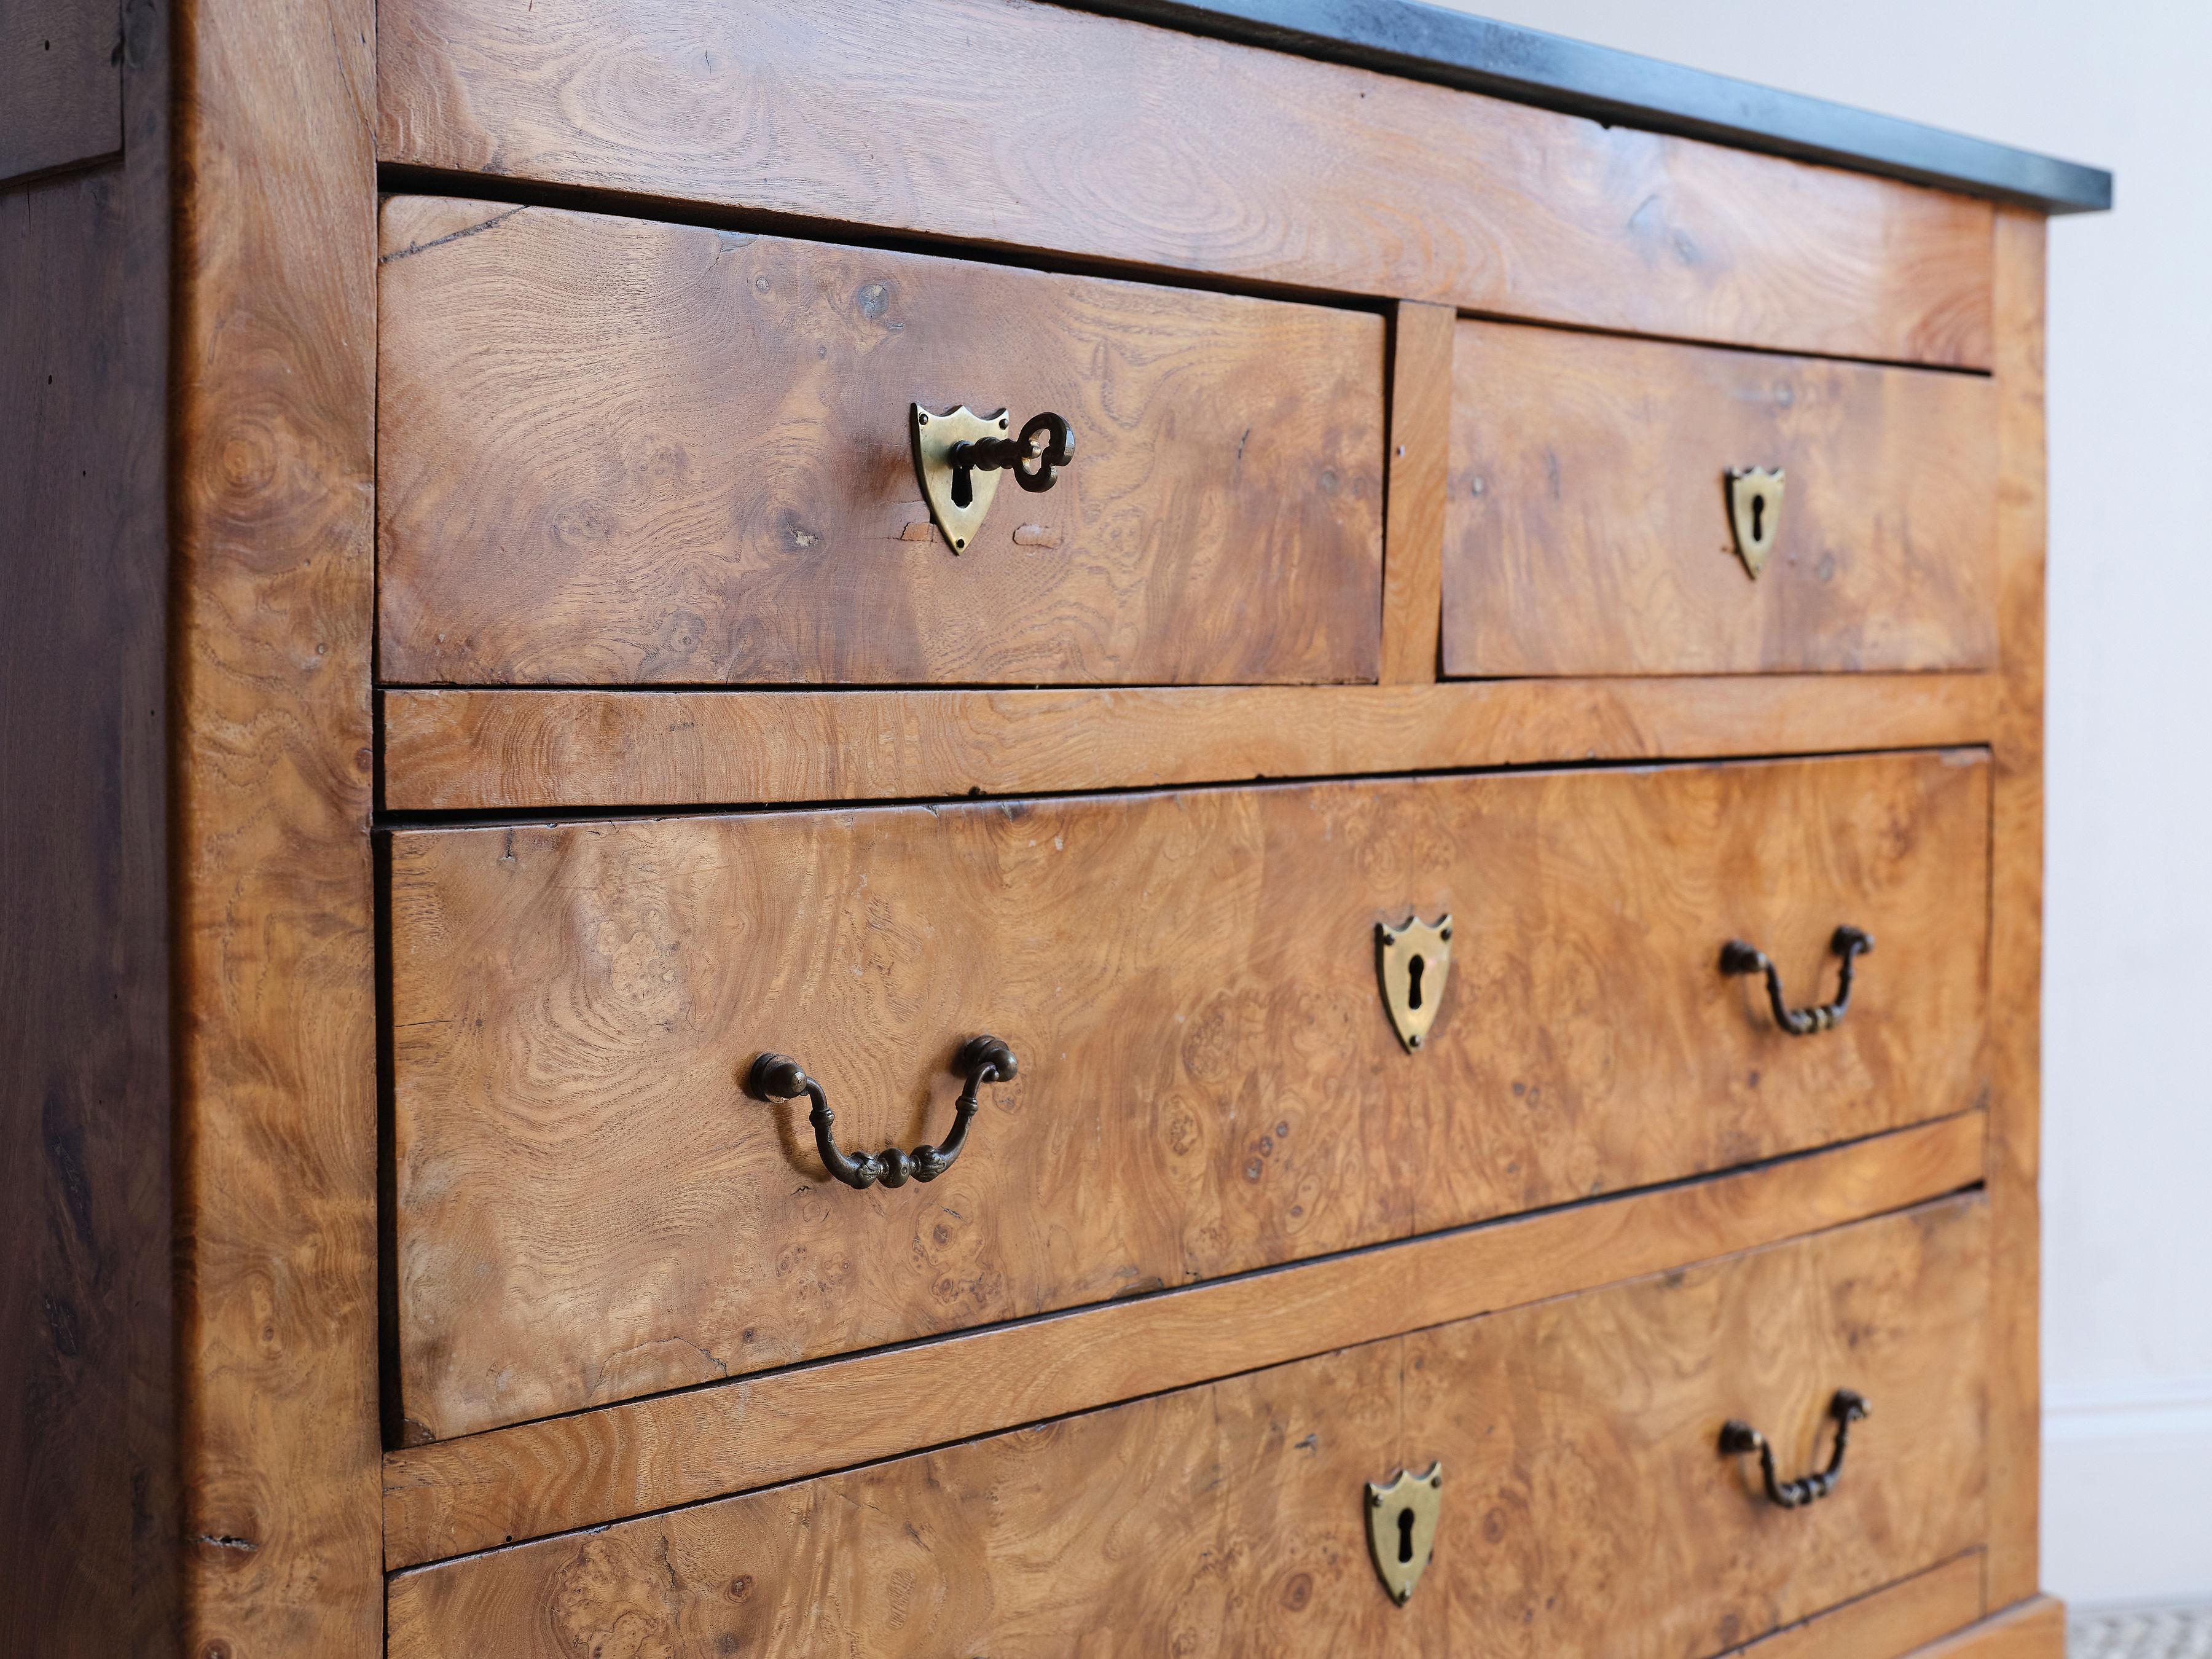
[
  {"x1": 176, "y1": 0, "x2": 381, "y2": 1652},
  {"x1": 381, "y1": 673, "x2": 1999, "y2": 814},
  {"x1": 1984, "y1": 206, "x2": 2050, "y2": 1610},
  {"x1": 1729, "y1": 1555, "x2": 1984, "y2": 1659},
  {"x1": 1910, "y1": 1598, "x2": 2065, "y2": 1658}
]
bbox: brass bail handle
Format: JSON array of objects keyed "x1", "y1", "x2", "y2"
[
  {"x1": 748, "y1": 1035, "x2": 1018, "y2": 1191},
  {"x1": 1719, "y1": 1390, "x2": 1870, "y2": 1509},
  {"x1": 1719, "y1": 925, "x2": 1873, "y2": 1036}
]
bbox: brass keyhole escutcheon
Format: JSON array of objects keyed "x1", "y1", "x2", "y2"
[
  {"x1": 1725, "y1": 466, "x2": 1786, "y2": 579},
  {"x1": 911, "y1": 404, "x2": 1075, "y2": 552},
  {"x1": 1365, "y1": 1463, "x2": 1442, "y2": 1605},
  {"x1": 1377, "y1": 913, "x2": 1453, "y2": 1053}
]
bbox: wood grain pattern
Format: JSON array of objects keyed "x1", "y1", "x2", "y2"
[
  {"x1": 379, "y1": 674, "x2": 2001, "y2": 812},
  {"x1": 173, "y1": 0, "x2": 382, "y2": 1650},
  {"x1": 1908, "y1": 1598, "x2": 2065, "y2": 1659},
  {"x1": 388, "y1": 752, "x2": 1989, "y2": 1442},
  {"x1": 1724, "y1": 1555, "x2": 1983, "y2": 1659},
  {"x1": 1381, "y1": 301, "x2": 1454, "y2": 683},
  {"x1": 390, "y1": 1342, "x2": 1413, "y2": 1659},
  {"x1": 0, "y1": 0, "x2": 121, "y2": 183},
  {"x1": 0, "y1": 4, "x2": 172, "y2": 1645},
  {"x1": 381, "y1": 1112, "x2": 1985, "y2": 1569},
  {"x1": 0, "y1": 0, "x2": 2058, "y2": 1637},
  {"x1": 1443, "y1": 320, "x2": 1998, "y2": 678},
  {"x1": 385, "y1": 1198, "x2": 1985, "y2": 1655},
  {"x1": 375, "y1": 0, "x2": 1997, "y2": 367},
  {"x1": 1983, "y1": 208, "x2": 2049, "y2": 1608},
  {"x1": 1409, "y1": 1198, "x2": 1988, "y2": 1657},
  {"x1": 377, "y1": 198, "x2": 1384, "y2": 687}
]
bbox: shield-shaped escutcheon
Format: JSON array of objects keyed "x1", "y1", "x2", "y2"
[
  {"x1": 910, "y1": 403, "x2": 1011, "y2": 552},
  {"x1": 1725, "y1": 466, "x2": 1786, "y2": 578},
  {"x1": 1376, "y1": 912, "x2": 1453, "y2": 1053},
  {"x1": 1365, "y1": 1462, "x2": 1443, "y2": 1604}
]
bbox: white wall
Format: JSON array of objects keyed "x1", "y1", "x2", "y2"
[{"x1": 1429, "y1": 0, "x2": 2212, "y2": 1607}]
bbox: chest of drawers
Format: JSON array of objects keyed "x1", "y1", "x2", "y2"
[{"x1": 1, "y1": 0, "x2": 2109, "y2": 1653}]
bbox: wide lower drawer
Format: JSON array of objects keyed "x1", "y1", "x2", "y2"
[
  {"x1": 375, "y1": 197, "x2": 1385, "y2": 687},
  {"x1": 385, "y1": 1198, "x2": 1991, "y2": 1657},
  {"x1": 1443, "y1": 320, "x2": 1998, "y2": 677},
  {"x1": 388, "y1": 750, "x2": 1990, "y2": 1441}
]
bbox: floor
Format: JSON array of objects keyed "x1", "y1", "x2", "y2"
[{"x1": 2070, "y1": 1607, "x2": 2212, "y2": 1658}]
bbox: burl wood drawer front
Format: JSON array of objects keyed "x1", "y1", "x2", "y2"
[
  {"x1": 377, "y1": 0, "x2": 1998, "y2": 369},
  {"x1": 1409, "y1": 1196, "x2": 1988, "y2": 1655},
  {"x1": 385, "y1": 1200, "x2": 1988, "y2": 1657},
  {"x1": 1443, "y1": 321, "x2": 1999, "y2": 677},
  {"x1": 375, "y1": 197, "x2": 1384, "y2": 688},
  {"x1": 388, "y1": 750, "x2": 1989, "y2": 1441}
]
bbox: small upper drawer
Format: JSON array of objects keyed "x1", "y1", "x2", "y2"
[
  {"x1": 1443, "y1": 320, "x2": 1999, "y2": 677},
  {"x1": 375, "y1": 198, "x2": 1385, "y2": 687},
  {"x1": 387, "y1": 751, "x2": 1988, "y2": 1440}
]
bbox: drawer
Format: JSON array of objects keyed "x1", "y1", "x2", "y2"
[
  {"x1": 1408, "y1": 1196, "x2": 1988, "y2": 1654},
  {"x1": 385, "y1": 1198, "x2": 1990, "y2": 1657},
  {"x1": 376, "y1": 197, "x2": 1386, "y2": 687},
  {"x1": 388, "y1": 750, "x2": 1989, "y2": 1440},
  {"x1": 378, "y1": 0, "x2": 1999, "y2": 369},
  {"x1": 1442, "y1": 320, "x2": 1999, "y2": 677}
]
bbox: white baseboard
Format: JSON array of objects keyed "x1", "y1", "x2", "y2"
[{"x1": 2044, "y1": 1378, "x2": 2212, "y2": 1605}]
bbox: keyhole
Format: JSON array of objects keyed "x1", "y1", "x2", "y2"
[
  {"x1": 1406, "y1": 954, "x2": 1426, "y2": 1011},
  {"x1": 951, "y1": 465, "x2": 973, "y2": 509},
  {"x1": 1396, "y1": 1507, "x2": 1416, "y2": 1563},
  {"x1": 1749, "y1": 493, "x2": 1766, "y2": 543}
]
